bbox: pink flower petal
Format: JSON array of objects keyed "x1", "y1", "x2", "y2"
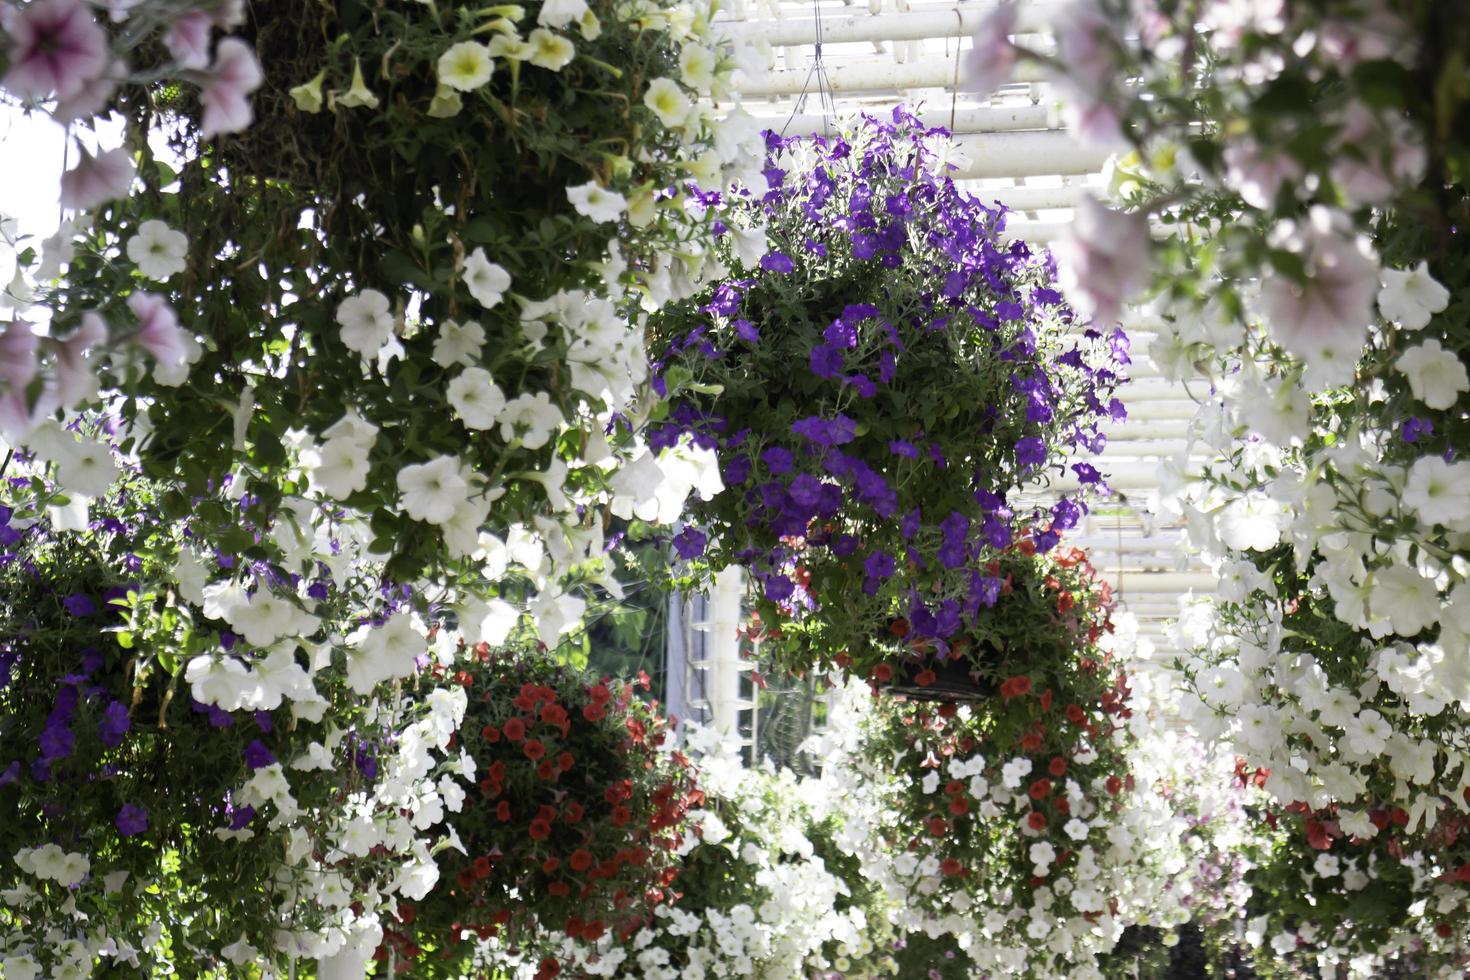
[{"x1": 0, "y1": 0, "x2": 110, "y2": 101}]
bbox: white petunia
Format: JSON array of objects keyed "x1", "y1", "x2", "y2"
[
  {"x1": 15, "y1": 844, "x2": 89, "y2": 887},
  {"x1": 60, "y1": 437, "x2": 118, "y2": 498},
  {"x1": 727, "y1": 221, "x2": 769, "y2": 269},
  {"x1": 333, "y1": 58, "x2": 379, "y2": 109},
  {"x1": 220, "y1": 938, "x2": 260, "y2": 966},
  {"x1": 566, "y1": 181, "x2": 627, "y2": 223},
  {"x1": 432, "y1": 318, "x2": 485, "y2": 368},
  {"x1": 1368, "y1": 565, "x2": 1440, "y2": 637},
  {"x1": 1403, "y1": 455, "x2": 1470, "y2": 528},
  {"x1": 678, "y1": 43, "x2": 716, "y2": 92},
  {"x1": 1216, "y1": 491, "x2": 1285, "y2": 552},
  {"x1": 1, "y1": 955, "x2": 40, "y2": 980},
  {"x1": 185, "y1": 654, "x2": 253, "y2": 710},
  {"x1": 538, "y1": 0, "x2": 588, "y2": 27},
  {"x1": 28, "y1": 423, "x2": 119, "y2": 499},
  {"x1": 497, "y1": 391, "x2": 562, "y2": 449},
  {"x1": 1028, "y1": 841, "x2": 1056, "y2": 872},
  {"x1": 1396, "y1": 337, "x2": 1468, "y2": 410},
  {"x1": 642, "y1": 76, "x2": 691, "y2": 128},
  {"x1": 462, "y1": 248, "x2": 511, "y2": 308},
  {"x1": 303, "y1": 436, "x2": 371, "y2": 500},
  {"x1": 228, "y1": 588, "x2": 313, "y2": 648},
  {"x1": 125, "y1": 220, "x2": 189, "y2": 280},
  {"x1": 345, "y1": 612, "x2": 424, "y2": 694},
  {"x1": 527, "y1": 29, "x2": 575, "y2": 71},
  {"x1": 529, "y1": 587, "x2": 587, "y2": 641},
  {"x1": 248, "y1": 646, "x2": 315, "y2": 709},
  {"x1": 336, "y1": 289, "x2": 394, "y2": 357},
  {"x1": 1379, "y1": 261, "x2": 1450, "y2": 330},
  {"x1": 446, "y1": 367, "x2": 507, "y2": 430},
  {"x1": 396, "y1": 455, "x2": 471, "y2": 525},
  {"x1": 437, "y1": 41, "x2": 494, "y2": 92},
  {"x1": 458, "y1": 596, "x2": 521, "y2": 647}
]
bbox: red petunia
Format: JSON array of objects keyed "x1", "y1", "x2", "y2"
[
  {"x1": 1048, "y1": 757, "x2": 1068, "y2": 777},
  {"x1": 569, "y1": 849, "x2": 594, "y2": 872},
  {"x1": 927, "y1": 816, "x2": 948, "y2": 837},
  {"x1": 871, "y1": 663, "x2": 893, "y2": 683},
  {"x1": 913, "y1": 669, "x2": 937, "y2": 687},
  {"x1": 940, "y1": 857, "x2": 965, "y2": 877},
  {"x1": 503, "y1": 717, "x2": 527, "y2": 741},
  {"x1": 563, "y1": 801, "x2": 585, "y2": 824},
  {"x1": 481, "y1": 724, "x2": 500, "y2": 742},
  {"x1": 1029, "y1": 778, "x2": 1052, "y2": 800},
  {"x1": 496, "y1": 800, "x2": 512, "y2": 822},
  {"x1": 1000, "y1": 675, "x2": 1033, "y2": 698},
  {"x1": 529, "y1": 818, "x2": 551, "y2": 840},
  {"x1": 523, "y1": 739, "x2": 546, "y2": 761},
  {"x1": 558, "y1": 751, "x2": 575, "y2": 772},
  {"x1": 1027, "y1": 811, "x2": 1047, "y2": 830},
  {"x1": 583, "y1": 702, "x2": 606, "y2": 722}
]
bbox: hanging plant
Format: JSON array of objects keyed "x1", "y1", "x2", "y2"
[
  {"x1": 831, "y1": 550, "x2": 1138, "y2": 976},
  {"x1": 648, "y1": 108, "x2": 1128, "y2": 682},
  {"x1": 394, "y1": 645, "x2": 701, "y2": 975},
  {"x1": 0, "y1": 438, "x2": 457, "y2": 975},
  {"x1": 17, "y1": 0, "x2": 764, "y2": 645}
]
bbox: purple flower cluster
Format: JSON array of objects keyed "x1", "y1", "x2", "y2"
[{"x1": 648, "y1": 108, "x2": 1128, "y2": 671}]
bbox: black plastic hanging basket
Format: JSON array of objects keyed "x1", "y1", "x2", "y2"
[{"x1": 881, "y1": 640, "x2": 1003, "y2": 703}]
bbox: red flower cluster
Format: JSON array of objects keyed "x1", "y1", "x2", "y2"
[{"x1": 395, "y1": 650, "x2": 702, "y2": 972}]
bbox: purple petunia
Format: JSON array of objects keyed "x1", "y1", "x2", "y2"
[
  {"x1": 1016, "y1": 436, "x2": 1046, "y2": 469},
  {"x1": 862, "y1": 550, "x2": 896, "y2": 596},
  {"x1": 760, "y1": 252, "x2": 794, "y2": 274},
  {"x1": 1051, "y1": 498, "x2": 1082, "y2": 531},
  {"x1": 116, "y1": 803, "x2": 148, "y2": 837},
  {"x1": 1403, "y1": 417, "x2": 1434, "y2": 443},
  {"x1": 63, "y1": 594, "x2": 96, "y2": 617},
  {"x1": 243, "y1": 739, "x2": 276, "y2": 770},
  {"x1": 673, "y1": 526, "x2": 707, "y2": 560},
  {"x1": 760, "y1": 446, "x2": 794, "y2": 474},
  {"x1": 810, "y1": 343, "x2": 844, "y2": 378},
  {"x1": 97, "y1": 700, "x2": 131, "y2": 747},
  {"x1": 791, "y1": 414, "x2": 857, "y2": 446},
  {"x1": 1071, "y1": 462, "x2": 1103, "y2": 485}
]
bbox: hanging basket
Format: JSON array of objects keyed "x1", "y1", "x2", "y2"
[{"x1": 881, "y1": 640, "x2": 1003, "y2": 703}]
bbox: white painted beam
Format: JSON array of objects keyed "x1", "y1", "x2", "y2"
[
  {"x1": 715, "y1": 3, "x2": 1066, "y2": 47},
  {"x1": 735, "y1": 57, "x2": 1046, "y2": 97},
  {"x1": 753, "y1": 104, "x2": 1059, "y2": 138}
]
